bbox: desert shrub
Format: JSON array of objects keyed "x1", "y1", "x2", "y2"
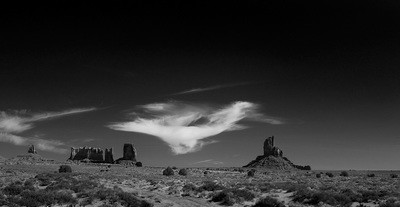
[
  {"x1": 178, "y1": 168, "x2": 188, "y2": 176},
  {"x1": 282, "y1": 183, "x2": 309, "y2": 193},
  {"x1": 229, "y1": 188, "x2": 255, "y2": 201},
  {"x1": 204, "y1": 170, "x2": 209, "y2": 175},
  {"x1": 390, "y1": 174, "x2": 398, "y2": 178},
  {"x1": 211, "y1": 191, "x2": 235, "y2": 206},
  {"x1": 358, "y1": 190, "x2": 389, "y2": 202},
  {"x1": 379, "y1": 203, "x2": 400, "y2": 207},
  {"x1": 293, "y1": 188, "x2": 354, "y2": 206},
  {"x1": 163, "y1": 167, "x2": 174, "y2": 176},
  {"x1": 17, "y1": 189, "x2": 76, "y2": 206},
  {"x1": 367, "y1": 173, "x2": 375, "y2": 177},
  {"x1": 3, "y1": 182, "x2": 24, "y2": 195},
  {"x1": 70, "y1": 179, "x2": 99, "y2": 193},
  {"x1": 96, "y1": 188, "x2": 119, "y2": 200},
  {"x1": 316, "y1": 173, "x2": 321, "y2": 178},
  {"x1": 35, "y1": 173, "x2": 53, "y2": 186},
  {"x1": 259, "y1": 182, "x2": 307, "y2": 193},
  {"x1": 340, "y1": 171, "x2": 349, "y2": 177},
  {"x1": 253, "y1": 196, "x2": 285, "y2": 207},
  {"x1": 326, "y1": 172, "x2": 334, "y2": 177},
  {"x1": 198, "y1": 181, "x2": 225, "y2": 192},
  {"x1": 46, "y1": 180, "x2": 73, "y2": 191},
  {"x1": 99, "y1": 204, "x2": 115, "y2": 207},
  {"x1": 24, "y1": 179, "x2": 35, "y2": 188},
  {"x1": 379, "y1": 199, "x2": 400, "y2": 207},
  {"x1": 340, "y1": 189, "x2": 362, "y2": 202},
  {"x1": 58, "y1": 165, "x2": 72, "y2": 173},
  {"x1": 117, "y1": 191, "x2": 153, "y2": 207},
  {"x1": 135, "y1": 162, "x2": 143, "y2": 167},
  {"x1": 9, "y1": 193, "x2": 43, "y2": 207},
  {"x1": 182, "y1": 183, "x2": 197, "y2": 192},
  {"x1": 248, "y1": 169, "x2": 256, "y2": 177}
]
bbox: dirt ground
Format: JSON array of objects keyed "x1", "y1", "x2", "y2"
[{"x1": 0, "y1": 163, "x2": 399, "y2": 207}]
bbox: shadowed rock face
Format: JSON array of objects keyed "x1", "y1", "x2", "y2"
[
  {"x1": 105, "y1": 148, "x2": 114, "y2": 163},
  {"x1": 69, "y1": 147, "x2": 114, "y2": 163},
  {"x1": 28, "y1": 145, "x2": 37, "y2": 154},
  {"x1": 263, "y1": 136, "x2": 283, "y2": 157},
  {"x1": 122, "y1": 144, "x2": 137, "y2": 161},
  {"x1": 115, "y1": 143, "x2": 137, "y2": 164}
]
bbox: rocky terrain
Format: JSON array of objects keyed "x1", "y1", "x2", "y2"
[
  {"x1": 0, "y1": 142, "x2": 399, "y2": 207},
  {"x1": 68, "y1": 143, "x2": 139, "y2": 166},
  {"x1": 0, "y1": 163, "x2": 399, "y2": 207}
]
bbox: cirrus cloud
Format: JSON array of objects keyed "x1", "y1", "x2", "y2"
[
  {"x1": 108, "y1": 101, "x2": 282, "y2": 154},
  {"x1": 0, "y1": 108, "x2": 96, "y2": 153}
]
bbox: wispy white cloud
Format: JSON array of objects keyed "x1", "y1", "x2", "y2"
[
  {"x1": 171, "y1": 82, "x2": 254, "y2": 95},
  {"x1": 193, "y1": 159, "x2": 224, "y2": 165},
  {"x1": 108, "y1": 101, "x2": 282, "y2": 154},
  {"x1": 82, "y1": 138, "x2": 95, "y2": 143},
  {"x1": 0, "y1": 133, "x2": 68, "y2": 153},
  {"x1": 0, "y1": 108, "x2": 96, "y2": 153}
]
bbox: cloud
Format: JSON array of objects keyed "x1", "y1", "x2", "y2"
[
  {"x1": 0, "y1": 133, "x2": 68, "y2": 153},
  {"x1": 171, "y1": 82, "x2": 254, "y2": 95},
  {"x1": 108, "y1": 101, "x2": 282, "y2": 154},
  {"x1": 193, "y1": 159, "x2": 224, "y2": 165},
  {"x1": 0, "y1": 108, "x2": 96, "y2": 153}
]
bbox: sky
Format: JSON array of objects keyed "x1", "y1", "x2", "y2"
[{"x1": 0, "y1": 1, "x2": 399, "y2": 170}]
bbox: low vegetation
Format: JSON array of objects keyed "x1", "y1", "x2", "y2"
[
  {"x1": 58, "y1": 165, "x2": 72, "y2": 173},
  {"x1": 1, "y1": 164, "x2": 399, "y2": 207},
  {"x1": 178, "y1": 168, "x2": 188, "y2": 176},
  {"x1": 248, "y1": 169, "x2": 256, "y2": 177},
  {"x1": 340, "y1": 171, "x2": 349, "y2": 177},
  {"x1": 326, "y1": 172, "x2": 334, "y2": 177},
  {"x1": 253, "y1": 196, "x2": 285, "y2": 207},
  {"x1": 211, "y1": 188, "x2": 255, "y2": 206},
  {"x1": 0, "y1": 172, "x2": 152, "y2": 207},
  {"x1": 163, "y1": 166, "x2": 174, "y2": 176}
]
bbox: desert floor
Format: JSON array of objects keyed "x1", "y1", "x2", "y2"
[{"x1": 0, "y1": 163, "x2": 399, "y2": 207}]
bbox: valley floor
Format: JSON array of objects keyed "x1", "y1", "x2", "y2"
[{"x1": 0, "y1": 163, "x2": 399, "y2": 207}]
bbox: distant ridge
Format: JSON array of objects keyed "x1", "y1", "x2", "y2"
[
  {"x1": 243, "y1": 136, "x2": 311, "y2": 170},
  {"x1": 4, "y1": 145, "x2": 56, "y2": 165}
]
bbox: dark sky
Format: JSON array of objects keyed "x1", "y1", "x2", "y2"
[{"x1": 0, "y1": 1, "x2": 399, "y2": 170}]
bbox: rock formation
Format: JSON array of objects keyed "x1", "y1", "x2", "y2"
[
  {"x1": 69, "y1": 147, "x2": 114, "y2": 163},
  {"x1": 105, "y1": 148, "x2": 114, "y2": 163},
  {"x1": 263, "y1": 136, "x2": 283, "y2": 157},
  {"x1": 28, "y1": 145, "x2": 37, "y2": 154},
  {"x1": 244, "y1": 136, "x2": 311, "y2": 170},
  {"x1": 115, "y1": 143, "x2": 137, "y2": 164},
  {"x1": 67, "y1": 143, "x2": 137, "y2": 165},
  {"x1": 122, "y1": 144, "x2": 137, "y2": 161}
]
